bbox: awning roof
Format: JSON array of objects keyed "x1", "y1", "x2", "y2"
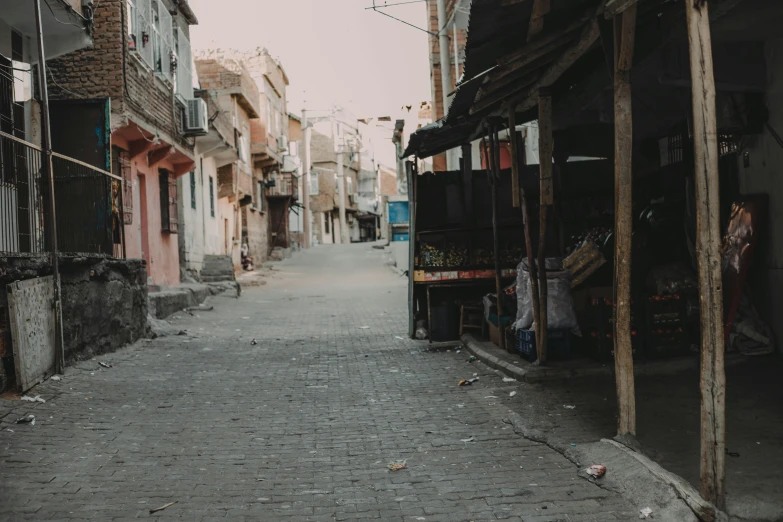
[{"x1": 406, "y1": 0, "x2": 760, "y2": 159}]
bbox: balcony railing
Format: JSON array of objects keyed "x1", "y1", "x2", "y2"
[
  {"x1": 0, "y1": 130, "x2": 125, "y2": 258},
  {"x1": 266, "y1": 172, "x2": 298, "y2": 199}
]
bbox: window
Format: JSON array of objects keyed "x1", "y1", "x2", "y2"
[
  {"x1": 189, "y1": 171, "x2": 196, "y2": 209},
  {"x1": 256, "y1": 180, "x2": 265, "y2": 212},
  {"x1": 175, "y1": 27, "x2": 194, "y2": 101},
  {"x1": 324, "y1": 214, "x2": 330, "y2": 234},
  {"x1": 112, "y1": 146, "x2": 133, "y2": 224},
  {"x1": 346, "y1": 176, "x2": 353, "y2": 195},
  {"x1": 159, "y1": 169, "x2": 178, "y2": 233},
  {"x1": 209, "y1": 176, "x2": 215, "y2": 217},
  {"x1": 310, "y1": 172, "x2": 319, "y2": 195}
]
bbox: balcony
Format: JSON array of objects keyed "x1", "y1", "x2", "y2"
[
  {"x1": 0, "y1": 131, "x2": 124, "y2": 258},
  {"x1": 0, "y1": 0, "x2": 91, "y2": 60},
  {"x1": 217, "y1": 163, "x2": 254, "y2": 200},
  {"x1": 266, "y1": 173, "x2": 298, "y2": 199}
]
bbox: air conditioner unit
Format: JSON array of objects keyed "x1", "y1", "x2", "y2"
[
  {"x1": 277, "y1": 135, "x2": 288, "y2": 152},
  {"x1": 184, "y1": 98, "x2": 208, "y2": 136}
]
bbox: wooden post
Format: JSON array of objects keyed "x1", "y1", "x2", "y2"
[
  {"x1": 462, "y1": 143, "x2": 474, "y2": 224},
  {"x1": 509, "y1": 109, "x2": 521, "y2": 209},
  {"x1": 509, "y1": 110, "x2": 541, "y2": 358},
  {"x1": 537, "y1": 89, "x2": 553, "y2": 363},
  {"x1": 612, "y1": 6, "x2": 637, "y2": 436},
  {"x1": 685, "y1": 0, "x2": 726, "y2": 509},
  {"x1": 488, "y1": 123, "x2": 507, "y2": 353}
]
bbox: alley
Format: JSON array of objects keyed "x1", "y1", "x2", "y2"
[{"x1": 0, "y1": 244, "x2": 635, "y2": 521}]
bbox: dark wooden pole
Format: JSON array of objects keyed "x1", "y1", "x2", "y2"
[
  {"x1": 612, "y1": 6, "x2": 638, "y2": 436},
  {"x1": 537, "y1": 89, "x2": 553, "y2": 363},
  {"x1": 488, "y1": 123, "x2": 507, "y2": 352},
  {"x1": 509, "y1": 109, "x2": 521, "y2": 209},
  {"x1": 34, "y1": 0, "x2": 64, "y2": 374},
  {"x1": 508, "y1": 109, "x2": 541, "y2": 353},
  {"x1": 685, "y1": 0, "x2": 726, "y2": 509}
]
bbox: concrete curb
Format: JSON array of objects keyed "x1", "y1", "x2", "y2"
[
  {"x1": 460, "y1": 333, "x2": 528, "y2": 381},
  {"x1": 148, "y1": 281, "x2": 240, "y2": 319},
  {"x1": 461, "y1": 333, "x2": 746, "y2": 383}
]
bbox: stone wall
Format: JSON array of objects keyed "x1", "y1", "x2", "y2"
[{"x1": 0, "y1": 256, "x2": 148, "y2": 370}]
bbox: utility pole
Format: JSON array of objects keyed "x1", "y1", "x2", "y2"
[
  {"x1": 436, "y1": 0, "x2": 453, "y2": 169},
  {"x1": 301, "y1": 108, "x2": 311, "y2": 248},
  {"x1": 34, "y1": 0, "x2": 64, "y2": 374},
  {"x1": 336, "y1": 144, "x2": 349, "y2": 244}
]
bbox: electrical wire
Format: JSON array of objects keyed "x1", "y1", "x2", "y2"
[
  {"x1": 43, "y1": 0, "x2": 86, "y2": 29},
  {"x1": 46, "y1": 64, "x2": 88, "y2": 99}
]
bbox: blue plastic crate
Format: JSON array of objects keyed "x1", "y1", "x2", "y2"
[{"x1": 516, "y1": 329, "x2": 572, "y2": 362}]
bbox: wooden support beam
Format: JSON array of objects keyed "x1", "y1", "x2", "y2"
[
  {"x1": 461, "y1": 143, "x2": 474, "y2": 225},
  {"x1": 685, "y1": 0, "x2": 726, "y2": 510},
  {"x1": 488, "y1": 123, "x2": 508, "y2": 353},
  {"x1": 510, "y1": 111, "x2": 542, "y2": 358},
  {"x1": 536, "y1": 90, "x2": 553, "y2": 363},
  {"x1": 508, "y1": 109, "x2": 521, "y2": 208},
  {"x1": 148, "y1": 146, "x2": 174, "y2": 167},
  {"x1": 128, "y1": 139, "x2": 156, "y2": 160},
  {"x1": 527, "y1": 0, "x2": 551, "y2": 42},
  {"x1": 612, "y1": 6, "x2": 637, "y2": 437}
]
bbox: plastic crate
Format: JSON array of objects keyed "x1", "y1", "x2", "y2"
[{"x1": 516, "y1": 329, "x2": 572, "y2": 362}]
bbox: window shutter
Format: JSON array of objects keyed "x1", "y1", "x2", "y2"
[
  {"x1": 159, "y1": 7, "x2": 174, "y2": 82},
  {"x1": 136, "y1": 0, "x2": 154, "y2": 68},
  {"x1": 176, "y1": 27, "x2": 194, "y2": 100},
  {"x1": 119, "y1": 151, "x2": 133, "y2": 224},
  {"x1": 159, "y1": 169, "x2": 170, "y2": 231},
  {"x1": 168, "y1": 173, "x2": 178, "y2": 233}
]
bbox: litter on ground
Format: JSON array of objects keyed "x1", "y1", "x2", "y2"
[
  {"x1": 639, "y1": 507, "x2": 653, "y2": 519},
  {"x1": 388, "y1": 462, "x2": 408, "y2": 471},
  {"x1": 502, "y1": 377, "x2": 516, "y2": 382},
  {"x1": 509, "y1": 391, "x2": 517, "y2": 397},
  {"x1": 585, "y1": 464, "x2": 607, "y2": 478},
  {"x1": 21, "y1": 395, "x2": 45, "y2": 403},
  {"x1": 564, "y1": 405, "x2": 576, "y2": 409}
]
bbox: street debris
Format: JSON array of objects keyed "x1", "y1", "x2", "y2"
[
  {"x1": 250, "y1": 339, "x2": 258, "y2": 345},
  {"x1": 177, "y1": 330, "x2": 187, "y2": 336},
  {"x1": 359, "y1": 326, "x2": 370, "y2": 329},
  {"x1": 509, "y1": 391, "x2": 517, "y2": 397},
  {"x1": 639, "y1": 507, "x2": 653, "y2": 518},
  {"x1": 21, "y1": 395, "x2": 45, "y2": 403},
  {"x1": 460, "y1": 437, "x2": 476, "y2": 443},
  {"x1": 466, "y1": 356, "x2": 476, "y2": 362},
  {"x1": 564, "y1": 405, "x2": 576, "y2": 409},
  {"x1": 395, "y1": 336, "x2": 404, "y2": 340},
  {"x1": 99, "y1": 361, "x2": 113, "y2": 369},
  {"x1": 458, "y1": 377, "x2": 479, "y2": 386},
  {"x1": 16, "y1": 415, "x2": 35, "y2": 425},
  {"x1": 50, "y1": 375, "x2": 61, "y2": 381},
  {"x1": 388, "y1": 461, "x2": 408, "y2": 471},
  {"x1": 485, "y1": 396, "x2": 498, "y2": 399},
  {"x1": 502, "y1": 377, "x2": 516, "y2": 382},
  {"x1": 149, "y1": 500, "x2": 178, "y2": 514},
  {"x1": 585, "y1": 464, "x2": 607, "y2": 478}
]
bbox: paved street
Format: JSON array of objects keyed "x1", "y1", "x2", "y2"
[{"x1": 0, "y1": 244, "x2": 636, "y2": 521}]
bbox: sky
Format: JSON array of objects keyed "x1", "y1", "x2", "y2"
[{"x1": 188, "y1": 0, "x2": 433, "y2": 166}]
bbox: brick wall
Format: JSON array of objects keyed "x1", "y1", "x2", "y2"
[
  {"x1": 380, "y1": 167, "x2": 397, "y2": 196},
  {"x1": 47, "y1": 0, "x2": 193, "y2": 152},
  {"x1": 427, "y1": 0, "x2": 467, "y2": 171}
]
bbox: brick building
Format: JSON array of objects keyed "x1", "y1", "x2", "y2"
[
  {"x1": 194, "y1": 51, "x2": 262, "y2": 270},
  {"x1": 46, "y1": 0, "x2": 201, "y2": 286},
  {"x1": 308, "y1": 110, "x2": 361, "y2": 245},
  {"x1": 243, "y1": 49, "x2": 293, "y2": 254}
]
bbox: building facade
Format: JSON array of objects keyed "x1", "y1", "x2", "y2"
[
  {"x1": 46, "y1": 0, "x2": 201, "y2": 286},
  {"x1": 309, "y1": 110, "x2": 361, "y2": 245},
  {"x1": 194, "y1": 51, "x2": 260, "y2": 271}
]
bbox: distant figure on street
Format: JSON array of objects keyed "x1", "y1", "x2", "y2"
[{"x1": 241, "y1": 243, "x2": 254, "y2": 271}]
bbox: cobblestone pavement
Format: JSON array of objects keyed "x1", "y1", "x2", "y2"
[{"x1": 0, "y1": 244, "x2": 637, "y2": 521}]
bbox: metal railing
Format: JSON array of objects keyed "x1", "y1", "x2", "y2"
[
  {"x1": 0, "y1": 130, "x2": 125, "y2": 258},
  {"x1": 266, "y1": 172, "x2": 298, "y2": 198}
]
